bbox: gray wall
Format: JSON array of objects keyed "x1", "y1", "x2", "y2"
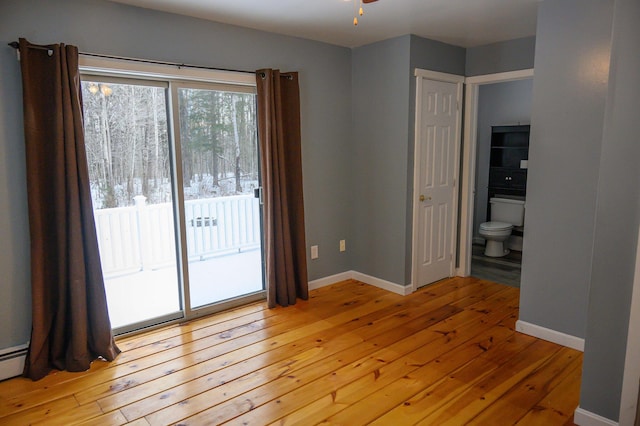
[
  {"x1": 0, "y1": 8, "x2": 31, "y2": 352},
  {"x1": 351, "y1": 35, "x2": 465, "y2": 286},
  {"x1": 519, "y1": 0, "x2": 613, "y2": 339},
  {"x1": 0, "y1": 0, "x2": 353, "y2": 350},
  {"x1": 473, "y1": 80, "x2": 533, "y2": 242},
  {"x1": 351, "y1": 36, "x2": 412, "y2": 285},
  {"x1": 580, "y1": 0, "x2": 640, "y2": 419},
  {"x1": 466, "y1": 37, "x2": 536, "y2": 77}
]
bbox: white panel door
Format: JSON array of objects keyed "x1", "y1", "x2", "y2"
[{"x1": 414, "y1": 76, "x2": 461, "y2": 288}]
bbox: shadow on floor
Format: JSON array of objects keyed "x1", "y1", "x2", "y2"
[{"x1": 471, "y1": 244, "x2": 522, "y2": 288}]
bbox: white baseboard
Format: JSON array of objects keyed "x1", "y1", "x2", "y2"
[
  {"x1": 0, "y1": 343, "x2": 28, "y2": 381},
  {"x1": 574, "y1": 407, "x2": 618, "y2": 426},
  {"x1": 351, "y1": 271, "x2": 411, "y2": 295},
  {"x1": 308, "y1": 271, "x2": 354, "y2": 290},
  {"x1": 308, "y1": 271, "x2": 411, "y2": 295},
  {"x1": 516, "y1": 320, "x2": 585, "y2": 352}
]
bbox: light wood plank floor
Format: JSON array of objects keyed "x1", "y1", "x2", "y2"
[{"x1": 0, "y1": 277, "x2": 582, "y2": 425}]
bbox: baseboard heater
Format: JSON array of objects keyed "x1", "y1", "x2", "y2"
[{"x1": 0, "y1": 344, "x2": 28, "y2": 381}]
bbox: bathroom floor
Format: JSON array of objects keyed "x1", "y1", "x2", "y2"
[{"x1": 471, "y1": 243, "x2": 522, "y2": 287}]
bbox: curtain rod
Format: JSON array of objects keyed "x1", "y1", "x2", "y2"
[
  {"x1": 8, "y1": 41, "x2": 53, "y2": 56},
  {"x1": 8, "y1": 41, "x2": 255, "y2": 75}
]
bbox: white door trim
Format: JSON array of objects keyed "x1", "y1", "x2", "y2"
[
  {"x1": 414, "y1": 68, "x2": 465, "y2": 84},
  {"x1": 411, "y1": 69, "x2": 464, "y2": 293},
  {"x1": 618, "y1": 224, "x2": 640, "y2": 424},
  {"x1": 465, "y1": 69, "x2": 534, "y2": 85},
  {"x1": 457, "y1": 68, "x2": 534, "y2": 277}
]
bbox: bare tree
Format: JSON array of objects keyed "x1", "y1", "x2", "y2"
[
  {"x1": 230, "y1": 94, "x2": 242, "y2": 193},
  {"x1": 82, "y1": 80, "x2": 259, "y2": 208}
]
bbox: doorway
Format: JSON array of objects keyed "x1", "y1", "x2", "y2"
[
  {"x1": 458, "y1": 69, "x2": 535, "y2": 279},
  {"x1": 80, "y1": 60, "x2": 266, "y2": 335},
  {"x1": 470, "y1": 86, "x2": 532, "y2": 287}
]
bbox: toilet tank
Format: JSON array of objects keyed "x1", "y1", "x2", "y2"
[{"x1": 490, "y1": 197, "x2": 525, "y2": 226}]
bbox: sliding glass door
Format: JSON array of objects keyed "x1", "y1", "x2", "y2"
[
  {"x1": 81, "y1": 74, "x2": 265, "y2": 334},
  {"x1": 81, "y1": 77, "x2": 182, "y2": 332},
  {"x1": 176, "y1": 85, "x2": 264, "y2": 310}
]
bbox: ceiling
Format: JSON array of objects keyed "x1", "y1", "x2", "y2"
[{"x1": 107, "y1": 0, "x2": 539, "y2": 48}]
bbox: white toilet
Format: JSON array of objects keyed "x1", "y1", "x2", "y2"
[{"x1": 479, "y1": 197, "x2": 525, "y2": 257}]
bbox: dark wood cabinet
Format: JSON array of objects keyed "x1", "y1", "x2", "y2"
[
  {"x1": 488, "y1": 125, "x2": 530, "y2": 199},
  {"x1": 489, "y1": 168, "x2": 527, "y2": 192}
]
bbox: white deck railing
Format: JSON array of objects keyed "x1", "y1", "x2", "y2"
[{"x1": 94, "y1": 194, "x2": 261, "y2": 277}]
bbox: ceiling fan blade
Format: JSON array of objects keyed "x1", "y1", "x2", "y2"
[{"x1": 362, "y1": 0, "x2": 378, "y2": 3}]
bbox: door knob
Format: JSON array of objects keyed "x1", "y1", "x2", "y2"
[{"x1": 419, "y1": 195, "x2": 431, "y2": 202}]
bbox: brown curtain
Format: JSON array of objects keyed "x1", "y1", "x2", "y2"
[
  {"x1": 256, "y1": 69, "x2": 309, "y2": 308},
  {"x1": 18, "y1": 38, "x2": 120, "y2": 381}
]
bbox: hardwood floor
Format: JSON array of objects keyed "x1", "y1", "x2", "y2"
[{"x1": 0, "y1": 277, "x2": 581, "y2": 425}]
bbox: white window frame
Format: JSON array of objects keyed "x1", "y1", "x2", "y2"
[{"x1": 79, "y1": 55, "x2": 255, "y2": 87}]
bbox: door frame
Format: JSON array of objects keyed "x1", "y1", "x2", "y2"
[
  {"x1": 619, "y1": 224, "x2": 640, "y2": 424},
  {"x1": 457, "y1": 68, "x2": 534, "y2": 277},
  {"x1": 411, "y1": 69, "x2": 464, "y2": 293}
]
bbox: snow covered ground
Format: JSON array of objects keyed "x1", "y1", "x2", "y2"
[{"x1": 104, "y1": 248, "x2": 264, "y2": 329}]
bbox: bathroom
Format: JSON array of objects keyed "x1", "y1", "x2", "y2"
[{"x1": 471, "y1": 78, "x2": 533, "y2": 287}]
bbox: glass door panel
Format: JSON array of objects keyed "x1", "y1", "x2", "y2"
[
  {"x1": 177, "y1": 86, "x2": 264, "y2": 309},
  {"x1": 81, "y1": 78, "x2": 182, "y2": 332}
]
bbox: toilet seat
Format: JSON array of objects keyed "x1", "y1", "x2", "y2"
[{"x1": 480, "y1": 221, "x2": 513, "y2": 231}]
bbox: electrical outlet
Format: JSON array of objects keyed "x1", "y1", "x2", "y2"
[
  {"x1": 311, "y1": 245, "x2": 319, "y2": 260},
  {"x1": 339, "y1": 239, "x2": 346, "y2": 252}
]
